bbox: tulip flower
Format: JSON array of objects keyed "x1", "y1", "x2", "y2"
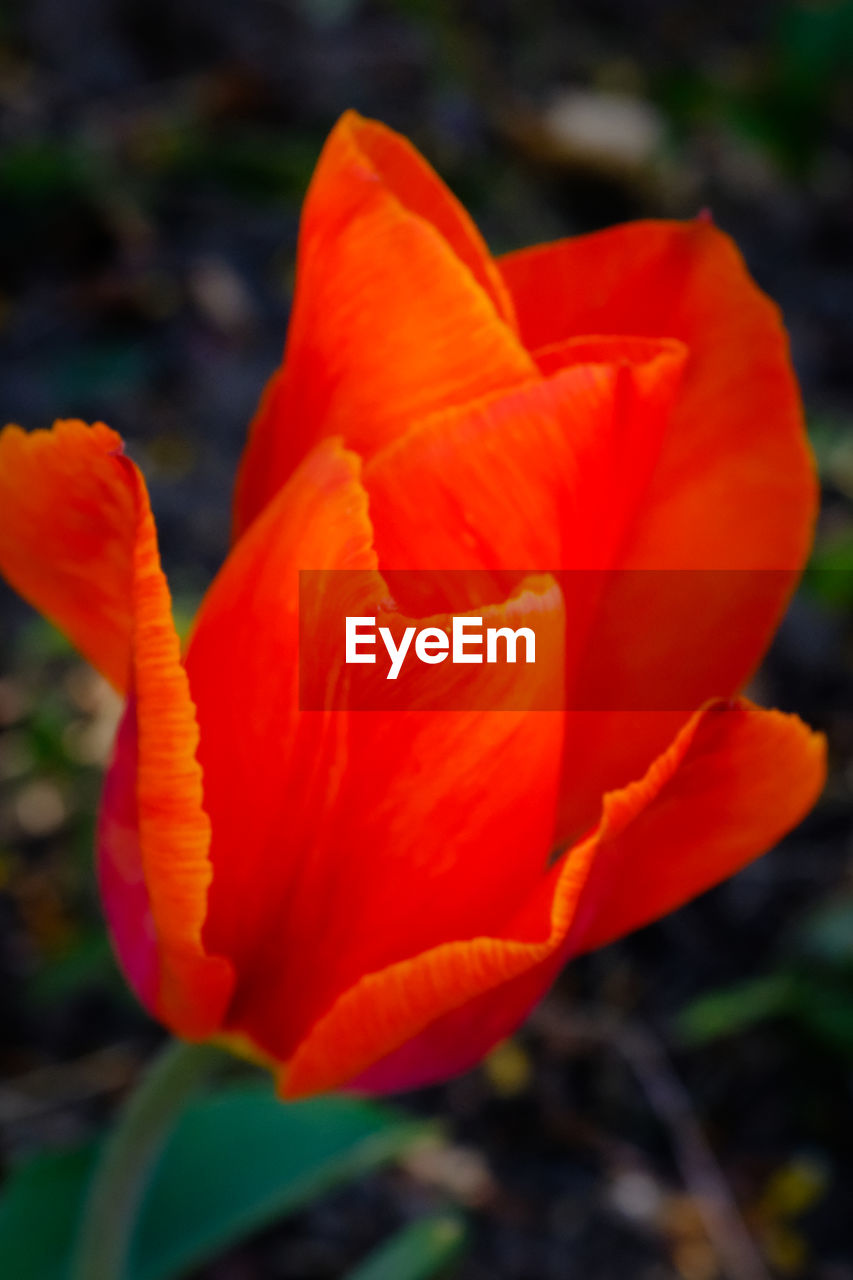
[{"x1": 0, "y1": 111, "x2": 825, "y2": 1099}]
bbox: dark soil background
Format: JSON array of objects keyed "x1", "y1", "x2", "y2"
[{"x1": 2, "y1": 2, "x2": 853, "y2": 1277}]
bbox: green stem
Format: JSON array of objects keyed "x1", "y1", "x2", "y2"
[{"x1": 71, "y1": 1039, "x2": 227, "y2": 1280}]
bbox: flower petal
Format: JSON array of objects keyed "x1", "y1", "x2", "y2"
[
  {"x1": 0, "y1": 419, "x2": 233, "y2": 1036},
  {"x1": 554, "y1": 566, "x2": 796, "y2": 845},
  {"x1": 188, "y1": 438, "x2": 565, "y2": 1066},
  {"x1": 188, "y1": 438, "x2": 380, "y2": 982},
  {"x1": 0, "y1": 420, "x2": 134, "y2": 693},
  {"x1": 368, "y1": 344, "x2": 783, "y2": 853},
  {"x1": 99, "y1": 456, "x2": 234, "y2": 1036},
  {"x1": 336, "y1": 112, "x2": 517, "y2": 327},
  {"x1": 364, "y1": 340, "x2": 686, "y2": 597},
  {"x1": 499, "y1": 219, "x2": 817, "y2": 572},
  {"x1": 531, "y1": 333, "x2": 687, "y2": 378},
  {"x1": 500, "y1": 221, "x2": 818, "y2": 838},
  {"x1": 283, "y1": 699, "x2": 825, "y2": 1096},
  {"x1": 232, "y1": 113, "x2": 535, "y2": 539}
]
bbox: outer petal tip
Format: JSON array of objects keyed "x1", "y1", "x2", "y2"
[
  {"x1": 0, "y1": 419, "x2": 134, "y2": 693},
  {"x1": 231, "y1": 112, "x2": 530, "y2": 540}
]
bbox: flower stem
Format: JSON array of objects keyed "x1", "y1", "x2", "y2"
[{"x1": 71, "y1": 1038, "x2": 227, "y2": 1280}]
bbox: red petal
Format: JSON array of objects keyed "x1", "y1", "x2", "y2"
[
  {"x1": 337, "y1": 112, "x2": 516, "y2": 327},
  {"x1": 0, "y1": 420, "x2": 233, "y2": 1035},
  {"x1": 364, "y1": 339, "x2": 686, "y2": 588},
  {"x1": 500, "y1": 221, "x2": 818, "y2": 837},
  {"x1": 283, "y1": 700, "x2": 825, "y2": 1096},
  {"x1": 100, "y1": 457, "x2": 233, "y2": 1036},
  {"x1": 532, "y1": 333, "x2": 686, "y2": 378},
  {"x1": 499, "y1": 220, "x2": 817, "y2": 572},
  {"x1": 0, "y1": 420, "x2": 134, "y2": 693},
  {"x1": 187, "y1": 439, "x2": 564, "y2": 1065},
  {"x1": 365, "y1": 338, "x2": 791, "y2": 850},
  {"x1": 232, "y1": 113, "x2": 534, "y2": 539}
]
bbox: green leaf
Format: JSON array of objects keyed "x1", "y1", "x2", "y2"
[
  {"x1": 132, "y1": 1085, "x2": 431, "y2": 1280},
  {"x1": 0, "y1": 1081, "x2": 432, "y2": 1280},
  {"x1": 345, "y1": 1214, "x2": 468, "y2": 1280},
  {"x1": 675, "y1": 972, "x2": 798, "y2": 1045},
  {"x1": 0, "y1": 1145, "x2": 98, "y2": 1280}
]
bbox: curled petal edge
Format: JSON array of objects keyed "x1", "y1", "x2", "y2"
[{"x1": 281, "y1": 699, "x2": 825, "y2": 1097}]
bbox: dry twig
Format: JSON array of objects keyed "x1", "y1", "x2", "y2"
[{"x1": 531, "y1": 1002, "x2": 772, "y2": 1280}]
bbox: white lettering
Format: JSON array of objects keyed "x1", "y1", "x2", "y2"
[
  {"x1": 345, "y1": 616, "x2": 376, "y2": 663},
  {"x1": 378, "y1": 625, "x2": 417, "y2": 680},
  {"x1": 453, "y1": 616, "x2": 483, "y2": 664},
  {"x1": 344, "y1": 616, "x2": 536, "y2": 678},
  {"x1": 415, "y1": 627, "x2": 449, "y2": 664},
  {"x1": 486, "y1": 626, "x2": 535, "y2": 664}
]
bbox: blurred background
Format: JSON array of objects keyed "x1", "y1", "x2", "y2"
[{"x1": 2, "y1": 1, "x2": 853, "y2": 1277}]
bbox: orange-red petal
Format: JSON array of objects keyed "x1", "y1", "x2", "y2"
[
  {"x1": 499, "y1": 219, "x2": 817, "y2": 572},
  {"x1": 0, "y1": 419, "x2": 232, "y2": 1036},
  {"x1": 500, "y1": 221, "x2": 818, "y2": 838},
  {"x1": 364, "y1": 340, "x2": 686, "y2": 590},
  {"x1": 188, "y1": 438, "x2": 565, "y2": 1065},
  {"x1": 363, "y1": 333, "x2": 803, "y2": 845},
  {"x1": 283, "y1": 699, "x2": 825, "y2": 1096},
  {"x1": 99, "y1": 458, "x2": 233, "y2": 1035},
  {"x1": 554, "y1": 566, "x2": 796, "y2": 846},
  {"x1": 0, "y1": 420, "x2": 134, "y2": 693},
  {"x1": 232, "y1": 113, "x2": 535, "y2": 539},
  {"x1": 188, "y1": 438, "x2": 381, "y2": 980},
  {"x1": 336, "y1": 111, "x2": 517, "y2": 327}
]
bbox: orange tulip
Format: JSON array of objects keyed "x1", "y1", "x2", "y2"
[{"x1": 0, "y1": 112, "x2": 825, "y2": 1097}]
